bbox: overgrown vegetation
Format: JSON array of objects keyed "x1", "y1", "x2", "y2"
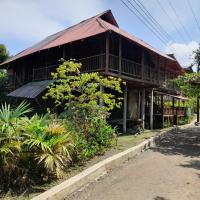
[
  {"x1": 45, "y1": 59, "x2": 124, "y2": 162},
  {"x1": 0, "y1": 60, "x2": 124, "y2": 197},
  {"x1": 0, "y1": 102, "x2": 74, "y2": 195}
]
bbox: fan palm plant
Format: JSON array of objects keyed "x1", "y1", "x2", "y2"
[
  {"x1": 23, "y1": 116, "x2": 74, "y2": 178},
  {"x1": 0, "y1": 101, "x2": 32, "y2": 166}
]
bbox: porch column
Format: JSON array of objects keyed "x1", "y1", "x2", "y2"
[
  {"x1": 141, "y1": 88, "x2": 145, "y2": 128},
  {"x1": 123, "y1": 85, "x2": 127, "y2": 133},
  {"x1": 150, "y1": 89, "x2": 154, "y2": 129},
  {"x1": 197, "y1": 96, "x2": 200, "y2": 123},
  {"x1": 105, "y1": 33, "x2": 109, "y2": 73},
  {"x1": 161, "y1": 94, "x2": 164, "y2": 128},
  {"x1": 172, "y1": 97, "x2": 175, "y2": 125},
  {"x1": 119, "y1": 36, "x2": 122, "y2": 75}
]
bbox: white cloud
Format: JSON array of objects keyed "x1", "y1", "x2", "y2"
[
  {"x1": 165, "y1": 41, "x2": 199, "y2": 67},
  {"x1": 0, "y1": 0, "x2": 105, "y2": 43}
]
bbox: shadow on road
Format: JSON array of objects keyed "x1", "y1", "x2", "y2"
[
  {"x1": 180, "y1": 160, "x2": 200, "y2": 170},
  {"x1": 154, "y1": 196, "x2": 169, "y2": 200},
  {"x1": 152, "y1": 126, "x2": 200, "y2": 158}
]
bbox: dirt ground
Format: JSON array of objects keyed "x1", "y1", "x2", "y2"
[{"x1": 66, "y1": 125, "x2": 200, "y2": 200}]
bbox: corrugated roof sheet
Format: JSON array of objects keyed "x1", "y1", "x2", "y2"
[
  {"x1": 8, "y1": 80, "x2": 54, "y2": 98},
  {"x1": 1, "y1": 9, "x2": 177, "y2": 66}
]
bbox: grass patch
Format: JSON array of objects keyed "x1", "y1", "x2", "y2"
[{"x1": 116, "y1": 130, "x2": 159, "y2": 150}]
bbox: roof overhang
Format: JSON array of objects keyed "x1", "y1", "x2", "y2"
[{"x1": 8, "y1": 80, "x2": 54, "y2": 98}]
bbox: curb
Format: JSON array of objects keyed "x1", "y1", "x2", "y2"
[{"x1": 32, "y1": 128, "x2": 172, "y2": 200}]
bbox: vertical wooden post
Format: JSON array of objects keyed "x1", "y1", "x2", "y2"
[
  {"x1": 161, "y1": 94, "x2": 164, "y2": 128},
  {"x1": 172, "y1": 97, "x2": 175, "y2": 125},
  {"x1": 105, "y1": 33, "x2": 109, "y2": 73},
  {"x1": 138, "y1": 91, "x2": 141, "y2": 118},
  {"x1": 150, "y1": 89, "x2": 154, "y2": 129},
  {"x1": 197, "y1": 96, "x2": 199, "y2": 123},
  {"x1": 141, "y1": 88, "x2": 145, "y2": 128},
  {"x1": 141, "y1": 49, "x2": 145, "y2": 80},
  {"x1": 123, "y1": 85, "x2": 127, "y2": 133},
  {"x1": 119, "y1": 36, "x2": 122, "y2": 75}
]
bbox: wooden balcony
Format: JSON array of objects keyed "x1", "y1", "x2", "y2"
[{"x1": 28, "y1": 53, "x2": 178, "y2": 92}]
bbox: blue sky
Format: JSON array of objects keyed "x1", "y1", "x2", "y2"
[{"x1": 1, "y1": 0, "x2": 200, "y2": 67}]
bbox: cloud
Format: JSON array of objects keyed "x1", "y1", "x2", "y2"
[
  {"x1": 165, "y1": 41, "x2": 199, "y2": 67},
  {"x1": 0, "y1": 0, "x2": 105, "y2": 43}
]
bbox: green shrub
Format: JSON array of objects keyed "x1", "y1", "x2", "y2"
[{"x1": 0, "y1": 102, "x2": 74, "y2": 194}]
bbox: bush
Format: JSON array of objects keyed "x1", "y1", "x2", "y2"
[
  {"x1": 60, "y1": 105, "x2": 116, "y2": 162},
  {"x1": 0, "y1": 102, "x2": 74, "y2": 194},
  {"x1": 0, "y1": 101, "x2": 115, "y2": 195}
]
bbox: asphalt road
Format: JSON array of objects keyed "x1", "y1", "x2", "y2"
[{"x1": 66, "y1": 125, "x2": 200, "y2": 200}]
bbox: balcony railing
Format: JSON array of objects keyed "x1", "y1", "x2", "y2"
[
  {"x1": 32, "y1": 54, "x2": 106, "y2": 81},
  {"x1": 80, "y1": 54, "x2": 106, "y2": 72},
  {"x1": 33, "y1": 64, "x2": 58, "y2": 81},
  {"x1": 31, "y1": 53, "x2": 178, "y2": 92},
  {"x1": 121, "y1": 57, "x2": 142, "y2": 79}
]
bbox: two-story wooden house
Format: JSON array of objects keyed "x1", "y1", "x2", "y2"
[{"x1": 0, "y1": 10, "x2": 188, "y2": 132}]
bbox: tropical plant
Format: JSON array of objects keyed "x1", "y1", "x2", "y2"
[
  {"x1": 23, "y1": 115, "x2": 74, "y2": 178},
  {"x1": 0, "y1": 101, "x2": 32, "y2": 191}
]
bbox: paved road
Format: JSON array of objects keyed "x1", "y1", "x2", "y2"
[{"x1": 66, "y1": 125, "x2": 200, "y2": 200}]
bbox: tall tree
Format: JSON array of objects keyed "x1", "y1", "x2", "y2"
[
  {"x1": 0, "y1": 44, "x2": 9, "y2": 63},
  {"x1": 194, "y1": 45, "x2": 200, "y2": 72}
]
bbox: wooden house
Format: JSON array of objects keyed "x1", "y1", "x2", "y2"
[{"x1": 0, "y1": 10, "x2": 188, "y2": 132}]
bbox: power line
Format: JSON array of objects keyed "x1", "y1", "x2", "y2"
[
  {"x1": 127, "y1": 0, "x2": 169, "y2": 44},
  {"x1": 120, "y1": 0, "x2": 168, "y2": 46},
  {"x1": 186, "y1": 0, "x2": 200, "y2": 35},
  {"x1": 156, "y1": 0, "x2": 187, "y2": 43},
  {"x1": 132, "y1": 0, "x2": 174, "y2": 42},
  {"x1": 167, "y1": 0, "x2": 193, "y2": 41}
]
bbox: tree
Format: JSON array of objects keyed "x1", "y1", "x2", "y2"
[
  {"x1": 174, "y1": 72, "x2": 200, "y2": 123},
  {"x1": 45, "y1": 59, "x2": 124, "y2": 111},
  {"x1": 0, "y1": 44, "x2": 9, "y2": 63},
  {"x1": 44, "y1": 59, "x2": 125, "y2": 138},
  {"x1": 0, "y1": 70, "x2": 8, "y2": 103},
  {"x1": 174, "y1": 72, "x2": 200, "y2": 98}
]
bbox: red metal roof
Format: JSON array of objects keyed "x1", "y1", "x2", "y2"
[{"x1": 1, "y1": 10, "x2": 179, "y2": 66}]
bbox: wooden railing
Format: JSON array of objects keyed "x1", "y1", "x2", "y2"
[
  {"x1": 30, "y1": 53, "x2": 178, "y2": 93},
  {"x1": 79, "y1": 54, "x2": 106, "y2": 72},
  {"x1": 121, "y1": 57, "x2": 142, "y2": 79},
  {"x1": 32, "y1": 54, "x2": 106, "y2": 81},
  {"x1": 109, "y1": 54, "x2": 119, "y2": 72},
  {"x1": 163, "y1": 107, "x2": 186, "y2": 116},
  {"x1": 33, "y1": 64, "x2": 58, "y2": 81}
]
